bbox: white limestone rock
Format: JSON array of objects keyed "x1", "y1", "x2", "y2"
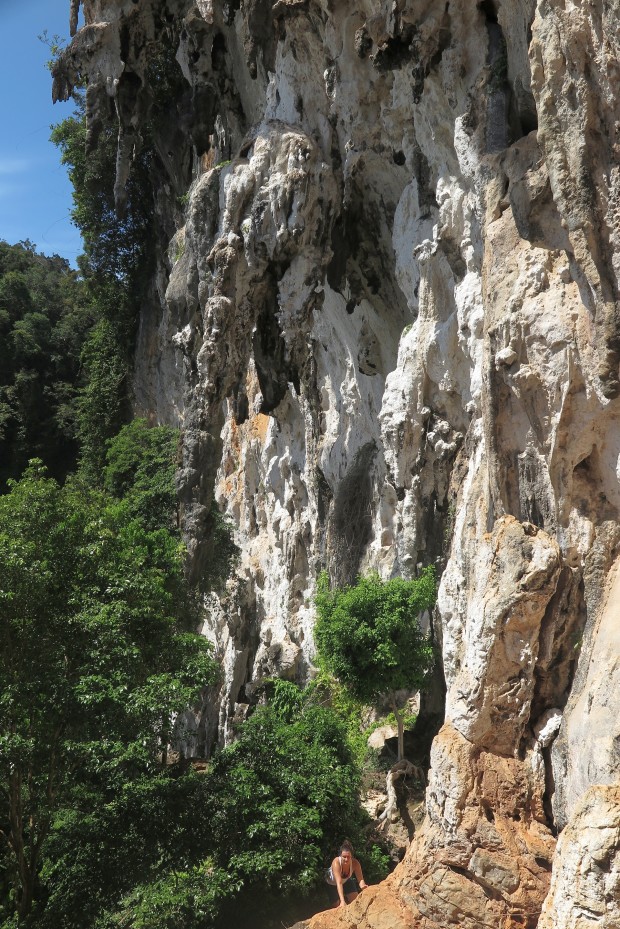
[{"x1": 68, "y1": 1, "x2": 620, "y2": 926}]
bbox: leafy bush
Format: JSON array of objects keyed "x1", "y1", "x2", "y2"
[
  {"x1": 314, "y1": 569, "x2": 436, "y2": 760},
  {"x1": 208, "y1": 702, "x2": 359, "y2": 892},
  {"x1": 304, "y1": 669, "x2": 371, "y2": 766},
  {"x1": 95, "y1": 865, "x2": 240, "y2": 929},
  {"x1": 38, "y1": 773, "x2": 227, "y2": 929}
]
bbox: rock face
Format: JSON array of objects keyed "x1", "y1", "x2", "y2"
[{"x1": 57, "y1": 0, "x2": 620, "y2": 925}]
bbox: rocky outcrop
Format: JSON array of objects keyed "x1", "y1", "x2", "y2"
[
  {"x1": 59, "y1": 0, "x2": 620, "y2": 925},
  {"x1": 538, "y1": 785, "x2": 620, "y2": 929}
]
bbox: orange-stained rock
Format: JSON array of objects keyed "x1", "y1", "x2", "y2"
[{"x1": 302, "y1": 724, "x2": 555, "y2": 929}]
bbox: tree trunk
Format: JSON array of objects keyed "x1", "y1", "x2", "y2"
[
  {"x1": 391, "y1": 694, "x2": 405, "y2": 762},
  {"x1": 17, "y1": 872, "x2": 35, "y2": 923}
]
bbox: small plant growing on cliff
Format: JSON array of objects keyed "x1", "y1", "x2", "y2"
[
  {"x1": 172, "y1": 238, "x2": 185, "y2": 263},
  {"x1": 314, "y1": 569, "x2": 436, "y2": 762}
]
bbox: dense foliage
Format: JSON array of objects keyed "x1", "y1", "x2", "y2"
[
  {"x1": 50, "y1": 101, "x2": 155, "y2": 483},
  {"x1": 97, "y1": 687, "x2": 369, "y2": 929},
  {"x1": 2, "y1": 671, "x2": 383, "y2": 929},
  {"x1": 0, "y1": 379, "x2": 387, "y2": 929},
  {"x1": 0, "y1": 240, "x2": 92, "y2": 489},
  {"x1": 50, "y1": 34, "x2": 188, "y2": 484},
  {"x1": 103, "y1": 418, "x2": 180, "y2": 531},
  {"x1": 314, "y1": 570, "x2": 436, "y2": 760},
  {"x1": 0, "y1": 462, "x2": 217, "y2": 923}
]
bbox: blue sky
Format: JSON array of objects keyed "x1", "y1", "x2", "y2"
[{"x1": 0, "y1": 0, "x2": 85, "y2": 265}]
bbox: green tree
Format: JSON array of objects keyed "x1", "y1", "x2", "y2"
[
  {"x1": 314, "y1": 569, "x2": 436, "y2": 762},
  {"x1": 32, "y1": 682, "x2": 377, "y2": 929},
  {"x1": 50, "y1": 102, "x2": 153, "y2": 483},
  {"x1": 36, "y1": 770, "x2": 232, "y2": 929},
  {"x1": 102, "y1": 699, "x2": 362, "y2": 929},
  {"x1": 0, "y1": 240, "x2": 93, "y2": 489},
  {"x1": 0, "y1": 463, "x2": 218, "y2": 923},
  {"x1": 103, "y1": 419, "x2": 179, "y2": 531},
  {"x1": 50, "y1": 35, "x2": 190, "y2": 484},
  {"x1": 208, "y1": 698, "x2": 359, "y2": 896}
]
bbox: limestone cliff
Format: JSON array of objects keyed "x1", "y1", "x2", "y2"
[{"x1": 55, "y1": 1, "x2": 620, "y2": 926}]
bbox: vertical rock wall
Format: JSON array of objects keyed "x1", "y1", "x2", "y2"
[{"x1": 56, "y1": 1, "x2": 620, "y2": 925}]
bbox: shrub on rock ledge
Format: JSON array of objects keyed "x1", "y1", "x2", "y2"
[{"x1": 314, "y1": 569, "x2": 436, "y2": 762}]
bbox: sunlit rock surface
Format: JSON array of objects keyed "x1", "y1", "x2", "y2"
[{"x1": 60, "y1": 0, "x2": 620, "y2": 925}]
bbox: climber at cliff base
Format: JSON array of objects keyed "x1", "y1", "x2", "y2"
[{"x1": 326, "y1": 840, "x2": 368, "y2": 907}]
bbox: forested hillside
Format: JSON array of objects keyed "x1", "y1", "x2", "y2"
[{"x1": 0, "y1": 240, "x2": 90, "y2": 488}]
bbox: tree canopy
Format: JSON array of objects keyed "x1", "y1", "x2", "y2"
[
  {"x1": 8, "y1": 677, "x2": 381, "y2": 929},
  {"x1": 0, "y1": 455, "x2": 388, "y2": 929},
  {"x1": 314, "y1": 569, "x2": 436, "y2": 760},
  {"x1": 103, "y1": 418, "x2": 180, "y2": 531},
  {"x1": 0, "y1": 240, "x2": 93, "y2": 490},
  {"x1": 0, "y1": 462, "x2": 217, "y2": 922}
]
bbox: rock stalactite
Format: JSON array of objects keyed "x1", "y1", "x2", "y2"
[{"x1": 59, "y1": 0, "x2": 620, "y2": 925}]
